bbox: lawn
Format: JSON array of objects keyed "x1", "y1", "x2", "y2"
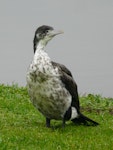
[{"x1": 0, "y1": 84, "x2": 113, "y2": 150}]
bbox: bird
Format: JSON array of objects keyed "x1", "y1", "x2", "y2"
[{"x1": 26, "y1": 25, "x2": 99, "y2": 127}]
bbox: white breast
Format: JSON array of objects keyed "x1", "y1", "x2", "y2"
[{"x1": 26, "y1": 50, "x2": 72, "y2": 120}]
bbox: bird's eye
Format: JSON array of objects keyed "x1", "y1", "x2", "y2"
[{"x1": 45, "y1": 30, "x2": 49, "y2": 33}]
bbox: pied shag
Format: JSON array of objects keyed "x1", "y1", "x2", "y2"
[{"x1": 26, "y1": 25, "x2": 99, "y2": 127}]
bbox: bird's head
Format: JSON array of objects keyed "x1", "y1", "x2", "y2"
[{"x1": 33, "y1": 25, "x2": 63, "y2": 53}]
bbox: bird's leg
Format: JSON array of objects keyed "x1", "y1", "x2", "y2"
[
  {"x1": 62, "y1": 118, "x2": 66, "y2": 128},
  {"x1": 46, "y1": 118, "x2": 51, "y2": 128}
]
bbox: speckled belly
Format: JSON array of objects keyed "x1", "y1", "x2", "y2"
[{"x1": 27, "y1": 76, "x2": 72, "y2": 120}]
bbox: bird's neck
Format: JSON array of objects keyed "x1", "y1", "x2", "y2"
[
  {"x1": 34, "y1": 39, "x2": 48, "y2": 53},
  {"x1": 33, "y1": 40, "x2": 50, "y2": 64},
  {"x1": 36, "y1": 42, "x2": 46, "y2": 52},
  {"x1": 33, "y1": 40, "x2": 52, "y2": 73}
]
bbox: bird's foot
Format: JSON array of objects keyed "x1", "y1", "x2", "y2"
[
  {"x1": 46, "y1": 118, "x2": 51, "y2": 128},
  {"x1": 62, "y1": 118, "x2": 66, "y2": 128}
]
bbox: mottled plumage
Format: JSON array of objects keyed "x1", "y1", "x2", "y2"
[{"x1": 26, "y1": 25, "x2": 99, "y2": 127}]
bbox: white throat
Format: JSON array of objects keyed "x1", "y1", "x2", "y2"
[{"x1": 35, "y1": 40, "x2": 47, "y2": 52}]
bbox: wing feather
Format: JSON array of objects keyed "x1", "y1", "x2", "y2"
[{"x1": 51, "y1": 61, "x2": 80, "y2": 110}]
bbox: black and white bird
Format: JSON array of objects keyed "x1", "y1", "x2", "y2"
[{"x1": 26, "y1": 25, "x2": 99, "y2": 127}]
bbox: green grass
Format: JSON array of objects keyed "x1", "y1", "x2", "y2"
[{"x1": 0, "y1": 84, "x2": 113, "y2": 150}]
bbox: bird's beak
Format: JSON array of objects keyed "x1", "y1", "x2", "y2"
[{"x1": 49, "y1": 30, "x2": 64, "y2": 37}]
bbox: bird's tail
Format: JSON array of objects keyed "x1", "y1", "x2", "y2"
[{"x1": 71, "y1": 113, "x2": 99, "y2": 126}]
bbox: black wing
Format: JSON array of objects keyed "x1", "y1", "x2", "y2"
[{"x1": 51, "y1": 61, "x2": 80, "y2": 110}]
